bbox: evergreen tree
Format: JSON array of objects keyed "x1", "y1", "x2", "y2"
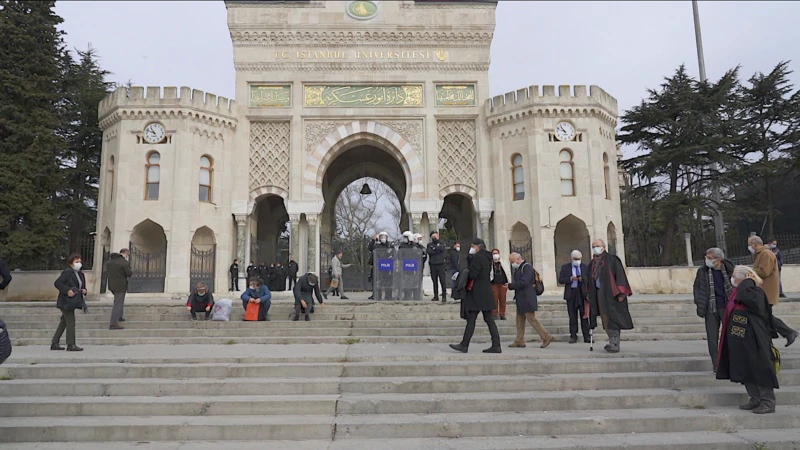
[
  {"x1": 0, "y1": 1, "x2": 67, "y2": 269},
  {"x1": 56, "y1": 45, "x2": 113, "y2": 255}
]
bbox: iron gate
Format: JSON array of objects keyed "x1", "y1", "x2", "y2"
[
  {"x1": 190, "y1": 245, "x2": 216, "y2": 293},
  {"x1": 128, "y1": 243, "x2": 167, "y2": 293},
  {"x1": 321, "y1": 236, "x2": 371, "y2": 292},
  {"x1": 99, "y1": 249, "x2": 110, "y2": 294},
  {"x1": 509, "y1": 238, "x2": 533, "y2": 267}
]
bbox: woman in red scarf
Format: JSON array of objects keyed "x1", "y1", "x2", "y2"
[{"x1": 716, "y1": 266, "x2": 779, "y2": 414}]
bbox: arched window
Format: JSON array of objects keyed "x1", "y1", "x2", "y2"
[
  {"x1": 145, "y1": 152, "x2": 160, "y2": 200},
  {"x1": 603, "y1": 153, "x2": 611, "y2": 199},
  {"x1": 108, "y1": 155, "x2": 115, "y2": 203},
  {"x1": 199, "y1": 155, "x2": 213, "y2": 202},
  {"x1": 559, "y1": 149, "x2": 575, "y2": 196},
  {"x1": 511, "y1": 154, "x2": 524, "y2": 201}
]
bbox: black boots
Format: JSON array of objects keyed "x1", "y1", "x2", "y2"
[
  {"x1": 66, "y1": 345, "x2": 83, "y2": 352},
  {"x1": 449, "y1": 343, "x2": 468, "y2": 353}
]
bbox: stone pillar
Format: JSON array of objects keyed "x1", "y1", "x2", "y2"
[
  {"x1": 234, "y1": 214, "x2": 247, "y2": 285},
  {"x1": 289, "y1": 214, "x2": 301, "y2": 264},
  {"x1": 685, "y1": 233, "x2": 693, "y2": 267},
  {"x1": 480, "y1": 212, "x2": 492, "y2": 248},
  {"x1": 307, "y1": 214, "x2": 318, "y2": 274},
  {"x1": 428, "y1": 212, "x2": 440, "y2": 233},
  {"x1": 410, "y1": 213, "x2": 423, "y2": 234}
]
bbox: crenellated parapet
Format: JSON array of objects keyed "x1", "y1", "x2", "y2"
[
  {"x1": 98, "y1": 86, "x2": 237, "y2": 130},
  {"x1": 485, "y1": 85, "x2": 618, "y2": 128}
]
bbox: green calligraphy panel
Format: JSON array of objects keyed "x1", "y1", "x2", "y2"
[
  {"x1": 250, "y1": 85, "x2": 292, "y2": 107},
  {"x1": 303, "y1": 85, "x2": 424, "y2": 107},
  {"x1": 435, "y1": 85, "x2": 477, "y2": 107}
]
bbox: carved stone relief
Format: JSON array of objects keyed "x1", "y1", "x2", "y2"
[
  {"x1": 304, "y1": 120, "x2": 423, "y2": 156},
  {"x1": 249, "y1": 121, "x2": 291, "y2": 192},
  {"x1": 383, "y1": 120, "x2": 422, "y2": 157},
  {"x1": 304, "y1": 121, "x2": 351, "y2": 153},
  {"x1": 437, "y1": 120, "x2": 477, "y2": 192}
]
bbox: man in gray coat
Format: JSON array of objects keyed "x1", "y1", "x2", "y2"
[
  {"x1": 106, "y1": 249, "x2": 132, "y2": 330},
  {"x1": 324, "y1": 251, "x2": 351, "y2": 300}
]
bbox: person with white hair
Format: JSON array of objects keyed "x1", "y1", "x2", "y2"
[
  {"x1": 693, "y1": 247, "x2": 735, "y2": 370},
  {"x1": 716, "y1": 266, "x2": 779, "y2": 414},
  {"x1": 558, "y1": 249, "x2": 590, "y2": 344},
  {"x1": 584, "y1": 239, "x2": 633, "y2": 353}
]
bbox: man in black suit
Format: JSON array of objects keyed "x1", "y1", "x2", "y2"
[{"x1": 558, "y1": 250, "x2": 590, "y2": 344}]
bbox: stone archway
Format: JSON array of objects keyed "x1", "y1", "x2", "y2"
[
  {"x1": 303, "y1": 120, "x2": 424, "y2": 202},
  {"x1": 607, "y1": 221, "x2": 618, "y2": 256},
  {"x1": 190, "y1": 226, "x2": 216, "y2": 292},
  {"x1": 129, "y1": 219, "x2": 168, "y2": 293},
  {"x1": 553, "y1": 214, "x2": 590, "y2": 271},
  {"x1": 510, "y1": 222, "x2": 533, "y2": 264},
  {"x1": 251, "y1": 194, "x2": 289, "y2": 266}
]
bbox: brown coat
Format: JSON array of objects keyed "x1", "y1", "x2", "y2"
[{"x1": 752, "y1": 247, "x2": 780, "y2": 305}]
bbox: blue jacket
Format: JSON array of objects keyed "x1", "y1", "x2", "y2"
[{"x1": 241, "y1": 285, "x2": 271, "y2": 303}]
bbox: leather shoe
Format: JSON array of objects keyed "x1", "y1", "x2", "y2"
[
  {"x1": 541, "y1": 335, "x2": 554, "y2": 348},
  {"x1": 509, "y1": 342, "x2": 526, "y2": 348},
  {"x1": 109, "y1": 324, "x2": 124, "y2": 330},
  {"x1": 739, "y1": 400, "x2": 760, "y2": 410},
  {"x1": 584, "y1": 337, "x2": 591, "y2": 343},
  {"x1": 786, "y1": 331, "x2": 798, "y2": 348},
  {"x1": 449, "y1": 343, "x2": 468, "y2": 353},
  {"x1": 569, "y1": 336, "x2": 578, "y2": 344},
  {"x1": 305, "y1": 315, "x2": 310, "y2": 321},
  {"x1": 482, "y1": 346, "x2": 502, "y2": 354},
  {"x1": 752, "y1": 404, "x2": 775, "y2": 414},
  {"x1": 119, "y1": 318, "x2": 126, "y2": 323},
  {"x1": 292, "y1": 315, "x2": 299, "y2": 321},
  {"x1": 50, "y1": 343, "x2": 64, "y2": 351},
  {"x1": 340, "y1": 296, "x2": 349, "y2": 300},
  {"x1": 66, "y1": 345, "x2": 83, "y2": 352}
]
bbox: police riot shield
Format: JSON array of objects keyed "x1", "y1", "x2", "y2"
[
  {"x1": 394, "y1": 247, "x2": 423, "y2": 301},
  {"x1": 372, "y1": 247, "x2": 395, "y2": 300}
]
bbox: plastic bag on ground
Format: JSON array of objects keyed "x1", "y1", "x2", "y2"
[{"x1": 211, "y1": 298, "x2": 233, "y2": 322}]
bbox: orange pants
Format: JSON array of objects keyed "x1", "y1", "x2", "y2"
[{"x1": 491, "y1": 284, "x2": 507, "y2": 317}]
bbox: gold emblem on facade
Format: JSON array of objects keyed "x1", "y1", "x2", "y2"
[
  {"x1": 436, "y1": 49, "x2": 449, "y2": 62},
  {"x1": 347, "y1": 1, "x2": 378, "y2": 20}
]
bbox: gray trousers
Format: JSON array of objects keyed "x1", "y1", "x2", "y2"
[
  {"x1": 110, "y1": 291, "x2": 126, "y2": 326},
  {"x1": 704, "y1": 310, "x2": 722, "y2": 369},
  {"x1": 52, "y1": 309, "x2": 76, "y2": 346},
  {"x1": 745, "y1": 382, "x2": 776, "y2": 408},
  {"x1": 325, "y1": 277, "x2": 343, "y2": 296}
]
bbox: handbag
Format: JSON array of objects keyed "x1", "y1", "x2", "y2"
[
  {"x1": 771, "y1": 344, "x2": 781, "y2": 374},
  {"x1": 329, "y1": 277, "x2": 340, "y2": 288},
  {"x1": 244, "y1": 302, "x2": 260, "y2": 321},
  {"x1": 63, "y1": 291, "x2": 84, "y2": 311}
]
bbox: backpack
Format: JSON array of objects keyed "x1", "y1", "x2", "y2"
[
  {"x1": 0, "y1": 319, "x2": 11, "y2": 365},
  {"x1": 521, "y1": 263, "x2": 545, "y2": 296}
]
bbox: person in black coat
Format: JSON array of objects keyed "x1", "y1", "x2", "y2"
[
  {"x1": 717, "y1": 266, "x2": 779, "y2": 414},
  {"x1": 257, "y1": 262, "x2": 269, "y2": 284},
  {"x1": 186, "y1": 282, "x2": 215, "y2": 321},
  {"x1": 229, "y1": 259, "x2": 240, "y2": 291},
  {"x1": 0, "y1": 258, "x2": 12, "y2": 291},
  {"x1": 449, "y1": 238, "x2": 501, "y2": 353},
  {"x1": 293, "y1": 273, "x2": 325, "y2": 321},
  {"x1": 287, "y1": 258, "x2": 299, "y2": 290},
  {"x1": 558, "y1": 250, "x2": 590, "y2": 344},
  {"x1": 507, "y1": 252, "x2": 552, "y2": 348},
  {"x1": 448, "y1": 242, "x2": 461, "y2": 301},
  {"x1": 274, "y1": 262, "x2": 287, "y2": 291},
  {"x1": 692, "y1": 247, "x2": 735, "y2": 370},
  {"x1": 427, "y1": 231, "x2": 447, "y2": 302},
  {"x1": 583, "y1": 239, "x2": 633, "y2": 353},
  {"x1": 52, "y1": 253, "x2": 87, "y2": 352},
  {"x1": 246, "y1": 261, "x2": 257, "y2": 280}
]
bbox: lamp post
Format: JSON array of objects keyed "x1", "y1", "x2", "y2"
[{"x1": 692, "y1": 0, "x2": 727, "y2": 254}]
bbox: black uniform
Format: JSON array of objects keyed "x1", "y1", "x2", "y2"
[
  {"x1": 398, "y1": 241, "x2": 421, "y2": 300},
  {"x1": 369, "y1": 239, "x2": 393, "y2": 300},
  {"x1": 427, "y1": 239, "x2": 447, "y2": 301},
  {"x1": 287, "y1": 260, "x2": 299, "y2": 290},
  {"x1": 246, "y1": 263, "x2": 257, "y2": 280},
  {"x1": 229, "y1": 262, "x2": 239, "y2": 291}
]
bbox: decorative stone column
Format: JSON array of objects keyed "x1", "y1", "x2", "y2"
[
  {"x1": 410, "y1": 213, "x2": 424, "y2": 234},
  {"x1": 289, "y1": 214, "x2": 301, "y2": 263},
  {"x1": 234, "y1": 214, "x2": 247, "y2": 265},
  {"x1": 480, "y1": 212, "x2": 492, "y2": 248},
  {"x1": 428, "y1": 212, "x2": 440, "y2": 233},
  {"x1": 307, "y1": 215, "x2": 318, "y2": 274}
]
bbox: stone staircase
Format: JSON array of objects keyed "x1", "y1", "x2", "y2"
[{"x1": 0, "y1": 298, "x2": 799, "y2": 449}]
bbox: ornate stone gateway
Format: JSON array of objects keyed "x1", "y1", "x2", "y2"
[{"x1": 189, "y1": 245, "x2": 216, "y2": 293}]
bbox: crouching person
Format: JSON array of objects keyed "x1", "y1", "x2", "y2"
[
  {"x1": 241, "y1": 278, "x2": 272, "y2": 321},
  {"x1": 187, "y1": 282, "x2": 214, "y2": 321},
  {"x1": 293, "y1": 273, "x2": 325, "y2": 321}
]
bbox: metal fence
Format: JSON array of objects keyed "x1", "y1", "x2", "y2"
[{"x1": 4, "y1": 235, "x2": 97, "y2": 271}]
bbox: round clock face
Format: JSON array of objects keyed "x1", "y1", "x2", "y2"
[
  {"x1": 555, "y1": 122, "x2": 576, "y2": 142},
  {"x1": 143, "y1": 123, "x2": 166, "y2": 144}
]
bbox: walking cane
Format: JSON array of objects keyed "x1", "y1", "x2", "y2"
[{"x1": 589, "y1": 328, "x2": 594, "y2": 352}]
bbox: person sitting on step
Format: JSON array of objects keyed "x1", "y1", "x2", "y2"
[
  {"x1": 293, "y1": 273, "x2": 325, "y2": 321},
  {"x1": 186, "y1": 282, "x2": 214, "y2": 321},
  {"x1": 241, "y1": 277, "x2": 272, "y2": 321}
]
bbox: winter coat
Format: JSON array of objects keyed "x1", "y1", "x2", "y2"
[
  {"x1": 448, "y1": 248, "x2": 460, "y2": 271},
  {"x1": 54, "y1": 268, "x2": 87, "y2": 311},
  {"x1": 716, "y1": 278, "x2": 779, "y2": 389},
  {"x1": 106, "y1": 253, "x2": 132, "y2": 293},
  {"x1": 0, "y1": 259, "x2": 11, "y2": 290},
  {"x1": 187, "y1": 291, "x2": 215, "y2": 309},
  {"x1": 507, "y1": 261, "x2": 538, "y2": 313},
  {"x1": 462, "y1": 249, "x2": 495, "y2": 313},
  {"x1": 294, "y1": 273, "x2": 324, "y2": 305},
  {"x1": 692, "y1": 259, "x2": 734, "y2": 318},
  {"x1": 287, "y1": 261, "x2": 299, "y2": 277},
  {"x1": 583, "y1": 252, "x2": 634, "y2": 331},
  {"x1": 426, "y1": 240, "x2": 446, "y2": 266},
  {"x1": 752, "y1": 247, "x2": 780, "y2": 305}
]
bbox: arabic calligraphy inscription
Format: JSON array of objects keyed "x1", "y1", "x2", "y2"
[
  {"x1": 250, "y1": 85, "x2": 292, "y2": 107},
  {"x1": 435, "y1": 85, "x2": 476, "y2": 107},
  {"x1": 304, "y1": 85, "x2": 424, "y2": 107}
]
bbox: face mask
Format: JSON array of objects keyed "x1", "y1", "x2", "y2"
[
  {"x1": 572, "y1": 260, "x2": 581, "y2": 266},
  {"x1": 250, "y1": 285, "x2": 257, "y2": 290},
  {"x1": 747, "y1": 246, "x2": 755, "y2": 254},
  {"x1": 511, "y1": 262, "x2": 520, "y2": 269},
  {"x1": 453, "y1": 247, "x2": 460, "y2": 252},
  {"x1": 73, "y1": 262, "x2": 82, "y2": 270},
  {"x1": 197, "y1": 292, "x2": 206, "y2": 297},
  {"x1": 492, "y1": 254, "x2": 500, "y2": 261},
  {"x1": 731, "y1": 277, "x2": 738, "y2": 287},
  {"x1": 705, "y1": 259, "x2": 716, "y2": 268},
  {"x1": 309, "y1": 283, "x2": 316, "y2": 287},
  {"x1": 468, "y1": 248, "x2": 477, "y2": 255},
  {"x1": 380, "y1": 237, "x2": 387, "y2": 243},
  {"x1": 592, "y1": 247, "x2": 604, "y2": 255},
  {"x1": 770, "y1": 244, "x2": 777, "y2": 249}
]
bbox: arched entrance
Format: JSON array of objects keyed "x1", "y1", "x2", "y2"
[
  {"x1": 607, "y1": 221, "x2": 618, "y2": 256},
  {"x1": 129, "y1": 219, "x2": 167, "y2": 293},
  {"x1": 190, "y1": 226, "x2": 216, "y2": 292},
  {"x1": 250, "y1": 193, "x2": 290, "y2": 267},
  {"x1": 553, "y1": 214, "x2": 590, "y2": 270},
  {"x1": 439, "y1": 192, "x2": 477, "y2": 249},
  {"x1": 320, "y1": 144, "x2": 406, "y2": 291},
  {"x1": 509, "y1": 222, "x2": 533, "y2": 264}
]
